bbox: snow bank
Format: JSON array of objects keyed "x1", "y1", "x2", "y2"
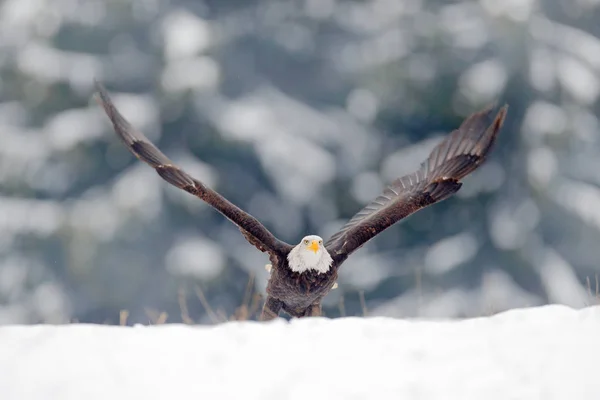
[{"x1": 1, "y1": 305, "x2": 599, "y2": 400}]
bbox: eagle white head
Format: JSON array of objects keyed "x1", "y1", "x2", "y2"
[{"x1": 287, "y1": 235, "x2": 333, "y2": 274}]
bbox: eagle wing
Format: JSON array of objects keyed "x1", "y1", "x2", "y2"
[
  {"x1": 325, "y1": 104, "x2": 508, "y2": 259},
  {"x1": 94, "y1": 81, "x2": 292, "y2": 255}
]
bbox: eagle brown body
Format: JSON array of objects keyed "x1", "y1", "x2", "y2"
[
  {"x1": 94, "y1": 81, "x2": 507, "y2": 321},
  {"x1": 263, "y1": 250, "x2": 341, "y2": 319}
]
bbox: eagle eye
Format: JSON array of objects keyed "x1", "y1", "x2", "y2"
[
  {"x1": 304, "y1": 239, "x2": 309, "y2": 245},
  {"x1": 319, "y1": 240, "x2": 323, "y2": 244}
]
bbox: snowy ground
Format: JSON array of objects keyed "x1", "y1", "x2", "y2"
[{"x1": 0, "y1": 305, "x2": 599, "y2": 400}]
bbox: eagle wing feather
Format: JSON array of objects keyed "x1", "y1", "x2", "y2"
[
  {"x1": 95, "y1": 81, "x2": 292, "y2": 255},
  {"x1": 325, "y1": 104, "x2": 507, "y2": 259}
]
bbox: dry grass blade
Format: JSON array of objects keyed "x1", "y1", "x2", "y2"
[
  {"x1": 233, "y1": 273, "x2": 256, "y2": 321},
  {"x1": 249, "y1": 293, "x2": 263, "y2": 319},
  {"x1": 155, "y1": 312, "x2": 168, "y2": 325},
  {"x1": 243, "y1": 273, "x2": 255, "y2": 308},
  {"x1": 119, "y1": 310, "x2": 129, "y2": 326},
  {"x1": 145, "y1": 308, "x2": 168, "y2": 325},
  {"x1": 233, "y1": 305, "x2": 248, "y2": 321},
  {"x1": 585, "y1": 275, "x2": 600, "y2": 305},
  {"x1": 194, "y1": 284, "x2": 221, "y2": 323},
  {"x1": 216, "y1": 309, "x2": 228, "y2": 322},
  {"x1": 178, "y1": 287, "x2": 195, "y2": 325},
  {"x1": 587, "y1": 276, "x2": 592, "y2": 301},
  {"x1": 415, "y1": 266, "x2": 422, "y2": 315},
  {"x1": 338, "y1": 295, "x2": 346, "y2": 317},
  {"x1": 359, "y1": 290, "x2": 368, "y2": 316}
]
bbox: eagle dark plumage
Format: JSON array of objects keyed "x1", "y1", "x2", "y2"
[{"x1": 94, "y1": 80, "x2": 507, "y2": 321}]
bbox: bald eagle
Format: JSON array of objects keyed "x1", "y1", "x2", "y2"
[{"x1": 94, "y1": 81, "x2": 507, "y2": 321}]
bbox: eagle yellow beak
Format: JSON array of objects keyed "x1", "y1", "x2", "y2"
[{"x1": 308, "y1": 240, "x2": 320, "y2": 253}]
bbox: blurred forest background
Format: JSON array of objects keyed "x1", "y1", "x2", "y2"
[{"x1": 1, "y1": 0, "x2": 600, "y2": 325}]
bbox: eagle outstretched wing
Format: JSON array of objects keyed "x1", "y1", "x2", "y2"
[
  {"x1": 94, "y1": 81, "x2": 292, "y2": 255},
  {"x1": 325, "y1": 104, "x2": 508, "y2": 260}
]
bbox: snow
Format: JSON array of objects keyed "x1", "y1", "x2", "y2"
[{"x1": 0, "y1": 305, "x2": 599, "y2": 400}]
